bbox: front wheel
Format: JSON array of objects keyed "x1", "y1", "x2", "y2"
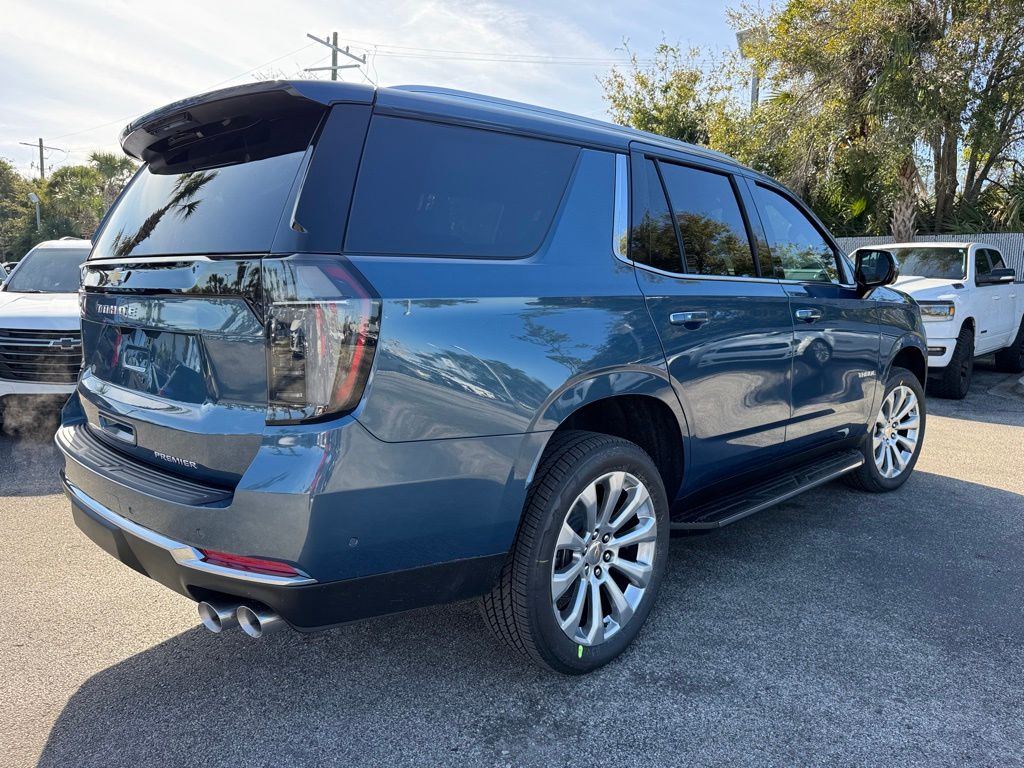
[
  {"x1": 845, "y1": 366, "x2": 926, "y2": 492},
  {"x1": 480, "y1": 430, "x2": 670, "y2": 674},
  {"x1": 931, "y1": 325, "x2": 974, "y2": 399}
]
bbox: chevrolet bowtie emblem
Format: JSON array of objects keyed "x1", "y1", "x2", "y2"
[{"x1": 107, "y1": 268, "x2": 129, "y2": 285}]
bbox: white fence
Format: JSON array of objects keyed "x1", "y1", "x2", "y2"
[{"x1": 836, "y1": 233, "x2": 1024, "y2": 281}]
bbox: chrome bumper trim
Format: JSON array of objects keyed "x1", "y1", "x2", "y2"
[{"x1": 64, "y1": 479, "x2": 316, "y2": 587}]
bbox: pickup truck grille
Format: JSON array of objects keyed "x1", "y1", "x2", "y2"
[{"x1": 0, "y1": 328, "x2": 82, "y2": 384}]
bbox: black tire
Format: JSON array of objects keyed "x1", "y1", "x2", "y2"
[
  {"x1": 480, "y1": 430, "x2": 670, "y2": 674},
  {"x1": 994, "y1": 317, "x2": 1024, "y2": 373},
  {"x1": 930, "y1": 324, "x2": 974, "y2": 399},
  {"x1": 845, "y1": 366, "x2": 926, "y2": 493}
]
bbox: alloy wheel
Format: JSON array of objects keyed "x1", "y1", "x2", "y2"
[
  {"x1": 872, "y1": 384, "x2": 921, "y2": 479},
  {"x1": 550, "y1": 471, "x2": 658, "y2": 646}
]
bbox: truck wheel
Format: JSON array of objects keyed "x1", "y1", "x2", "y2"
[
  {"x1": 931, "y1": 325, "x2": 974, "y2": 399},
  {"x1": 845, "y1": 366, "x2": 926, "y2": 493},
  {"x1": 480, "y1": 430, "x2": 670, "y2": 674},
  {"x1": 994, "y1": 318, "x2": 1024, "y2": 373}
]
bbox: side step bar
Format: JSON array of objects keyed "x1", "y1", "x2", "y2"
[{"x1": 670, "y1": 449, "x2": 864, "y2": 530}]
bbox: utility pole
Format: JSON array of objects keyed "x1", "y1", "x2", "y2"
[
  {"x1": 18, "y1": 138, "x2": 64, "y2": 180},
  {"x1": 305, "y1": 32, "x2": 365, "y2": 78},
  {"x1": 331, "y1": 32, "x2": 338, "y2": 81}
]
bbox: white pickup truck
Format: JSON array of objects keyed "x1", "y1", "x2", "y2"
[
  {"x1": 853, "y1": 242, "x2": 1024, "y2": 398},
  {"x1": 0, "y1": 239, "x2": 88, "y2": 423}
]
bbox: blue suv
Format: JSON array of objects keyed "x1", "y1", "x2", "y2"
[{"x1": 58, "y1": 81, "x2": 927, "y2": 673}]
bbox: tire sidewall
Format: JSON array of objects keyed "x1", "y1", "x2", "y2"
[
  {"x1": 862, "y1": 368, "x2": 927, "y2": 490},
  {"x1": 525, "y1": 441, "x2": 670, "y2": 674}
]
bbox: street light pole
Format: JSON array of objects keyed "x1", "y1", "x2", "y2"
[
  {"x1": 27, "y1": 192, "x2": 41, "y2": 232},
  {"x1": 736, "y1": 29, "x2": 762, "y2": 115}
]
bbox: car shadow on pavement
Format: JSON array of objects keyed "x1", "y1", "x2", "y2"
[{"x1": 35, "y1": 471, "x2": 1024, "y2": 767}]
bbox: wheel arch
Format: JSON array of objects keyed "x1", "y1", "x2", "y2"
[{"x1": 528, "y1": 370, "x2": 688, "y2": 502}]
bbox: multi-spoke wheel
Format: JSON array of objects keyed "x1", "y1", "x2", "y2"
[
  {"x1": 846, "y1": 366, "x2": 926, "y2": 492},
  {"x1": 480, "y1": 431, "x2": 669, "y2": 674},
  {"x1": 871, "y1": 384, "x2": 921, "y2": 479},
  {"x1": 550, "y1": 471, "x2": 657, "y2": 646}
]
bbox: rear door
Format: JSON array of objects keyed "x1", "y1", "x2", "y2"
[
  {"x1": 629, "y1": 148, "x2": 793, "y2": 490},
  {"x1": 744, "y1": 180, "x2": 880, "y2": 449}
]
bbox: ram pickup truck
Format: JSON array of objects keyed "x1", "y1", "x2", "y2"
[{"x1": 852, "y1": 242, "x2": 1024, "y2": 398}]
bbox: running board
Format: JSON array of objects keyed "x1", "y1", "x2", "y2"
[{"x1": 670, "y1": 449, "x2": 864, "y2": 530}]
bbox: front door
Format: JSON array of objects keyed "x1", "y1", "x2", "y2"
[
  {"x1": 629, "y1": 152, "x2": 793, "y2": 491},
  {"x1": 745, "y1": 181, "x2": 880, "y2": 449},
  {"x1": 976, "y1": 247, "x2": 1015, "y2": 350}
]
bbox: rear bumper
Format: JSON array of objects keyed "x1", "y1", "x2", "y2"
[{"x1": 64, "y1": 474, "x2": 505, "y2": 630}]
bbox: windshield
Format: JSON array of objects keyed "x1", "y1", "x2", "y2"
[
  {"x1": 5, "y1": 247, "x2": 87, "y2": 293},
  {"x1": 889, "y1": 247, "x2": 967, "y2": 280}
]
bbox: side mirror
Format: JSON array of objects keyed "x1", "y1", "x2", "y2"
[
  {"x1": 979, "y1": 267, "x2": 1016, "y2": 284},
  {"x1": 854, "y1": 248, "x2": 898, "y2": 295}
]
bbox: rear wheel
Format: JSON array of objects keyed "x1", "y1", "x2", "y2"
[
  {"x1": 845, "y1": 366, "x2": 925, "y2": 493},
  {"x1": 480, "y1": 430, "x2": 670, "y2": 674},
  {"x1": 994, "y1": 318, "x2": 1024, "y2": 373},
  {"x1": 930, "y1": 324, "x2": 974, "y2": 399}
]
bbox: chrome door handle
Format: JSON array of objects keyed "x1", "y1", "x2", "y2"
[
  {"x1": 670, "y1": 311, "x2": 710, "y2": 327},
  {"x1": 794, "y1": 308, "x2": 823, "y2": 322}
]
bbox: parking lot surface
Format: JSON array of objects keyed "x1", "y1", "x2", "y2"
[{"x1": 1, "y1": 362, "x2": 1022, "y2": 768}]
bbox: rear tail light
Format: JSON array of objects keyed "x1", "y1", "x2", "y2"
[
  {"x1": 198, "y1": 548, "x2": 305, "y2": 578},
  {"x1": 262, "y1": 257, "x2": 381, "y2": 425}
]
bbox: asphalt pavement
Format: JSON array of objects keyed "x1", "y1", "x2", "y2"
[{"x1": 1, "y1": 360, "x2": 1022, "y2": 767}]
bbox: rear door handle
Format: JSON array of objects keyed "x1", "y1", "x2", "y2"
[
  {"x1": 794, "y1": 308, "x2": 823, "y2": 322},
  {"x1": 670, "y1": 311, "x2": 710, "y2": 327}
]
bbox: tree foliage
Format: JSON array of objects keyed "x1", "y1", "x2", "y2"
[
  {"x1": 0, "y1": 153, "x2": 139, "y2": 260},
  {"x1": 601, "y1": 0, "x2": 1024, "y2": 237}
]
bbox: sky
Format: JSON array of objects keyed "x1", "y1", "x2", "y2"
[{"x1": 0, "y1": 0, "x2": 739, "y2": 178}]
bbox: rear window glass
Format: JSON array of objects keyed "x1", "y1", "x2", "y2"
[
  {"x1": 92, "y1": 151, "x2": 305, "y2": 258},
  {"x1": 346, "y1": 117, "x2": 579, "y2": 258}
]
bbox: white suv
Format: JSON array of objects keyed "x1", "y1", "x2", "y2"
[
  {"x1": 0, "y1": 239, "x2": 88, "y2": 410},
  {"x1": 854, "y1": 242, "x2": 1024, "y2": 398}
]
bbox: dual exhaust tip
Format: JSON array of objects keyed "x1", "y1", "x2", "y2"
[{"x1": 197, "y1": 599, "x2": 283, "y2": 638}]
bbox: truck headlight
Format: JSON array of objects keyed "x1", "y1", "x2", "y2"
[{"x1": 918, "y1": 301, "x2": 955, "y2": 320}]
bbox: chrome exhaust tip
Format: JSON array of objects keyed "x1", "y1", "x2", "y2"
[
  {"x1": 236, "y1": 604, "x2": 284, "y2": 638},
  {"x1": 198, "y1": 599, "x2": 241, "y2": 633}
]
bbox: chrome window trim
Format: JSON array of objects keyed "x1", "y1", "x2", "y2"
[
  {"x1": 64, "y1": 479, "x2": 317, "y2": 587},
  {"x1": 612, "y1": 153, "x2": 629, "y2": 259}
]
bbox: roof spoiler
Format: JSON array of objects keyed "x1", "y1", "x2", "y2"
[{"x1": 119, "y1": 80, "x2": 375, "y2": 162}]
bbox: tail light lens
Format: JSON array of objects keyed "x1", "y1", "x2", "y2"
[{"x1": 262, "y1": 257, "x2": 381, "y2": 425}]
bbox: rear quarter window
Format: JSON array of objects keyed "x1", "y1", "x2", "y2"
[{"x1": 345, "y1": 117, "x2": 580, "y2": 258}]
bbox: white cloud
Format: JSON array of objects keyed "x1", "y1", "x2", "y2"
[{"x1": 0, "y1": 0, "x2": 734, "y2": 175}]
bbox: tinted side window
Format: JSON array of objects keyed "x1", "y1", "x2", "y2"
[
  {"x1": 631, "y1": 159, "x2": 682, "y2": 273},
  {"x1": 753, "y1": 185, "x2": 839, "y2": 283},
  {"x1": 975, "y1": 249, "x2": 992, "y2": 278},
  {"x1": 986, "y1": 249, "x2": 1006, "y2": 270},
  {"x1": 658, "y1": 163, "x2": 755, "y2": 277},
  {"x1": 346, "y1": 118, "x2": 579, "y2": 258}
]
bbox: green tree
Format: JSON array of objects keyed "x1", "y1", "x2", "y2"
[
  {"x1": 601, "y1": 43, "x2": 711, "y2": 144},
  {"x1": 0, "y1": 159, "x2": 33, "y2": 260},
  {"x1": 601, "y1": 0, "x2": 1024, "y2": 237}
]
